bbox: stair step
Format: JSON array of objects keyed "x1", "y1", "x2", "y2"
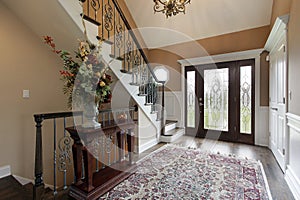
[
  {"x1": 144, "y1": 103, "x2": 153, "y2": 106},
  {"x1": 138, "y1": 93, "x2": 147, "y2": 96},
  {"x1": 165, "y1": 120, "x2": 177, "y2": 132},
  {"x1": 120, "y1": 69, "x2": 132, "y2": 74},
  {"x1": 109, "y1": 54, "x2": 124, "y2": 61},
  {"x1": 160, "y1": 128, "x2": 185, "y2": 143},
  {"x1": 80, "y1": 14, "x2": 100, "y2": 26},
  {"x1": 166, "y1": 120, "x2": 178, "y2": 125},
  {"x1": 129, "y1": 83, "x2": 140, "y2": 86}
]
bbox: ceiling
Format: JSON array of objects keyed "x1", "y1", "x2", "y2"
[
  {"x1": 1, "y1": 0, "x2": 273, "y2": 50},
  {"x1": 124, "y1": 0, "x2": 273, "y2": 48}
]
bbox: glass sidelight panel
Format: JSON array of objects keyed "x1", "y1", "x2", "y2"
[
  {"x1": 240, "y1": 66, "x2": 252, "y2": 134},
  {"x1": 204, "y1": 68, "x2": 229, "y2": 131},
  {"x1": 187, "y1": 71, "x2": 195, "y2": 128}
]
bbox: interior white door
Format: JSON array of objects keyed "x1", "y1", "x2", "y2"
[{"x1": 269, "y1": 35, "x2": 287, "y2": 172}]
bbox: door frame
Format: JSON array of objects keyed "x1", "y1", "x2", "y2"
[
  {"x1": 179, "y1": 48, "x2": 268, "y2": 146},
  {"x1": 184, "y1": 59, "x2": 255, "y2": 144},
  {"x1": 264, "y1": 14, "x2": 289, "y2": 172}
]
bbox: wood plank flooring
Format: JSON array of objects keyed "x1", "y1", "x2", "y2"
[
  {"x1": 0, "y1": 176, "x2": 27, "y2": 200},
  {"x1": 0, "y1": 136, "x2": 295, "y2": 199}
]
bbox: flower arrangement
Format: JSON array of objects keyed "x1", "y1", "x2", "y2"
[{"x1": 43, "y1": 36, "x2": 112, "y2": 109}]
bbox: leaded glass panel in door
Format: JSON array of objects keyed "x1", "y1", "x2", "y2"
[
  {"x1": 204, "y1": 68, "x2": 229, "y2": 131},
  {"x1": 240, "y1": 66, "x2": 252, "y2": 134},
  {"x1": 187, "y1": 71, "x2": 195, "y2": 128}
]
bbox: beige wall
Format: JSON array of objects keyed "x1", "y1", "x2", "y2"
[
  {"x1": 260, "y1": 51, "x2": 270, "y2": 106},
  {"x1": 270, "y1": 0, "x2": 292, "y2": 29},
  {"x1": 117, "y1": 0, "x2": 150, "y2": 58},
  {"x1": 0, "y1": 3, "x2": 67, "y2": 181},
  {"x1": 288, "y1": 0, "x2": 300, "y2": 115},
  {"x1": 149, "y1": 26, "x2": 270, "y2": 92}
]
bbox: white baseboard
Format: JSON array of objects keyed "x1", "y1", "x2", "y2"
[
  {"x1": 13, "y1": 175, "x2": 54, "y2": 190},
  {"x1": 138, "y1": 138, "x2": 158, "y2": 153},
  {"x1": 13, "y1": 175, "x2": 33, "y2": 185},
  {"x1": 0, "y1": 165, "x2": 11, "y2": 179},
  {"x1": 285, "y1": 165, "x2": 300, "y2": 200}
]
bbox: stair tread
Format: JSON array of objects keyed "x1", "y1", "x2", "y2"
[
  {"x1": 163, "y1": 128, "x2": 184, "y2": 136},
  {"x1": 165, "y1": 120, "x2": 178, "y2": 125}
]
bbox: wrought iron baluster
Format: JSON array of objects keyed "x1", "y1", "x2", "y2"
[
  {"x1": 106, "y1": 135, "x2": 112, "y2": 166},
  {"x1": 91, "y1": 0, "x2": 100, "y2": 21},
  {"x1": 101, "y1": 136, "x2": 105, "y2": 169},
  {"x1": 87, "y1": 0, "x2": 90, "y2": 18},
  {"x1": 114, "y1": 133, "x2": 117, "y2": 163},
  {"x1": 126, "y1": 36, "x2": 133, "y2": 73},
  {"x1": 115, "y1": 17, "x2": 124, "y2": 60},
  {"x1": 113, "y1": 4, "x2": 116, "y2": 57},
  {"x1": 108, "y1": 112, "x2": 111, "y2": 124},
  {"x1": 53, "y1": 119, "x2": 57, "y2": 195},
  {"x1": 63, "y1": 118, "x2": 67, "y2": 189},
  {"x1": 102, "y1": 0, "x2": 104, "y2": 38},
  {"x1": 102, "y1": 112, "x2": 105, "y2": 126},
  {"x1": 123, "y1": 24, "x2": 126, "y2": 71},
  {"x1": 104, "y1": 0, "x2": 113, "y2": 40}
]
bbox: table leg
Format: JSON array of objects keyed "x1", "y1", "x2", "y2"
[
  {"x1": 126, "y1": 129, "x2": 134, "y2": 164},
  {"x1": 82, "y1": 147, "x2": 95, "y2": 192},
  {"x1": 72, "y1": 143, "x2": 83, "y2": 185},
  {"x1": 117, "y1": 131, "x2": 125, "y2": 161}
]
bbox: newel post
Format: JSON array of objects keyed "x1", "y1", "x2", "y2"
[
  {"x1": 161, "y1": 83, "x2": 165, "y2": 136},
  {"x1": 33, "y1": 115, "x2": 45, "y2": 200}
]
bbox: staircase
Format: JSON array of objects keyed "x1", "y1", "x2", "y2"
[
  {"x1": 160, "y1": 120, "x2": 185, "y2": 143},
  {"x1": 58, "y1": 0, "x2": 165, "y2": 138},
  {"x1": 30, "y1": 1, "x2": 185, "y2": 199}
]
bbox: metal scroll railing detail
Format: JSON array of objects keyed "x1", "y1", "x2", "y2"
[
  {"x1": 33, "y1": 107, "x2": 136, "y2": 199},
  {"x1": 82, "y1": 0, "x2": 166, "y2": 125}
]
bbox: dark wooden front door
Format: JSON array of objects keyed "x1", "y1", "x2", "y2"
[{"x1": 185, "y1": 59, "x2": 255, "y2": 144}]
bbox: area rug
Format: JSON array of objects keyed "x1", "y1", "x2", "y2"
[{"x1": 100, "y1": 144, "x2": 272, "y2": 200}]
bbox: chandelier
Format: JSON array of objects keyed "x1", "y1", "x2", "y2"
[{"x1": 153, "y1": 0, "x2": 191, "y2": 18}]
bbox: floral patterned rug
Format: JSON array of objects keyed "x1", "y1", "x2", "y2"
[{"x1": 100, "y1": 144, "x2": 272, "y2": 200}]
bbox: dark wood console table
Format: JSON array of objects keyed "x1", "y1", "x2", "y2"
[{"x1": 66, "y1": 121, "x2": 137, "y2": 200}]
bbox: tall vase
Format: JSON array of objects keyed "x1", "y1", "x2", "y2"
[{"x1": 82, "y1": 97, "x2": 101, "y2": 129}]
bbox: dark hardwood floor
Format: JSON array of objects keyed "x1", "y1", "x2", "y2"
[
  {"x1": 0, "y1": 136, "x2": 295, "y2": 199},
  {"x1": 0, "y1": 175, "x2": 29, "y2": 200}
]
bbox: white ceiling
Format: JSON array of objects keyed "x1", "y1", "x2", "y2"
[
  {"x1": 1, "y1": 0, "x2": 85, "y2": 54},
  {"x1": 1, "y1": 0, "x2": 273, "y2": 50},
  {"x1": 124, "y1": 0, "x2": 273, "y2": 48}
]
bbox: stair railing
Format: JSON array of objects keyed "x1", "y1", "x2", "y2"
[
  {"x1": 33, "y1": 107, "x2": 136, "y2": 199},
  {"x1": 81, "y1": 0, "x2": 166, "y2": 135}
]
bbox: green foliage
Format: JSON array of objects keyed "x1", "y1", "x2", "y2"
[{"x1": 43, "y1": 36, "x2": 112, "y2": 109}]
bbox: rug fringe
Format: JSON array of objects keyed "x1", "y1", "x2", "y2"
[
  {"x1": 136, "y1": 144, "x2": 170, "y2": 164},
  {"x1": 258, "y1": 161, "x2": 273, "y2": 200}
]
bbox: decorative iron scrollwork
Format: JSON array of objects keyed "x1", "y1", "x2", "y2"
[
  {"x1": 105, "y1": 135, "x2": 113, "y2": 154},
  {"x1": 58, "y1": 136, "x2": 72, "y2": 172},
  {"x1": 104, "y1": 3, "x2": 113, "y2": 31},
  {"x1": 116, "y1": 24, "x2": 124, "y2": 49},
  {"x1": 91, "y1": 0, "x2": 100, "y2": 12},
  {"x1": 133, "y1": 52, "x2": 141, "y2": 66},
  {"x1": 126, "y1": 40, "x2": 133, "y2": 63}
]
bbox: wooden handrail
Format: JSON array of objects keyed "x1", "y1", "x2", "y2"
[
  {"x1": 33, "y1": 107, "x2": 137, "y2": 199},
  {"x1": 111, "y1": 0, "x2": 165, "y2": 84}
]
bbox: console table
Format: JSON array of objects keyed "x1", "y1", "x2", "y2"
[{"x1": 66, "y1": 121, "x2": 136, "y2": 200}]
